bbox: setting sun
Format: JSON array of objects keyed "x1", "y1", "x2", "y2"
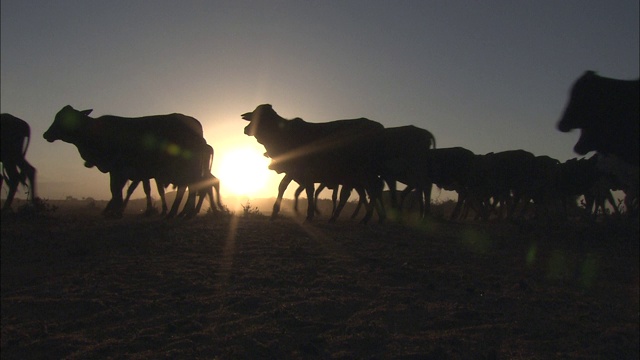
[{"x1": 217, "y1": 147, "x2": 271, "y2": 197}]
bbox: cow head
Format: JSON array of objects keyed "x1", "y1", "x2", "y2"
[
  {"x1": 241, "y1": 104, "x2": 285, "y2": 135},
  {"x1": 241, "y1": 104, "x2": 287, "y2": 147},
  {"x1": 557, "y1": 71, "x2": 598, "y2": 133},
  {"x1": 557, "y1": 71, "x2": 613, "y2": 156},
  {"x1": 43, "y1": 105, "x2": 93, "y2": 143}
]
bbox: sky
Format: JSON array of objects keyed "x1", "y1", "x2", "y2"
[{"x1": 1, "y1": 0, "x2": 638, "y2": 204}]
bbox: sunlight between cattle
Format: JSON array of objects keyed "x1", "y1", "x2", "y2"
[{"x1": 217, "y1": 147, "x2": 270, "y2": 197}]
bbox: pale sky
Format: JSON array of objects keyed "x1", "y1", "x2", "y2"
[{"x1": 2, "y1": 1, "x2": 638, "y2": 202}]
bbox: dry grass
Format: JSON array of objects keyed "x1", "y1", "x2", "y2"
[{"x1": 1, "y1": 203, "x2": 638, "y2": 359}]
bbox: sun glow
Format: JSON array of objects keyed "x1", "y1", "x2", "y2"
[{"x1": 217, "y1": 147, "x2": 271, "y2": 197}]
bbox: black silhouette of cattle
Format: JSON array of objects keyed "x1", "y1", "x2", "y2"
[
  {"x1": 557, "y1": 71, "x2": 639, "y2": 165},
  {"x1": 415, "y1": 147, "x2": 477, "y2": 220},
  {"x1": 558, "y1": 156, "x2": 620, "y2": 218},
  {"x1": 378, "y1": 125, "x2": 436, "y2": 217},
  {"x1": 466, "y1": 150, "x2": 537, "y2": 220},
  {"x1": 120, "y1": 143, "x2": 220, "y2": 218},
  {"x1": 1, "y1": 113, "x2": 37, "y2": 211},
  {"x1": 43, "y1": 105, "x2": 208, "y2": 218},
  {"x1": 242, "y1": 104, "x2": 386, "y2": 223}
]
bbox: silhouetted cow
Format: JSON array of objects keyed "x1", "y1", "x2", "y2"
[
  {"x1": 416, "y1": 147, "x2": 476, "y2": 220},
  {"x1": 242, "y1": 104, "x2": 385, "y2": 223},
  {"x1": 378, "y1": 125, "x2": 436, "y2": 217},
  {"x1": 1, "y1": 113, "x2": 36, "y2": 211},
  {"x1": 468, "y1": 150, "x2": 536, "y2": 220},
  {"x1": 43, "y1": 105, "x2": 207, "y2": 218},
  {"x1": 557, "y1": 71, "x2": 639, "y2": 165}
]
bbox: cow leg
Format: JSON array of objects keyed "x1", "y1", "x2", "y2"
[
  {"x1": 350, "y1": 190, "x2": 364, "y2": 220},
  {"x1": 360, "y1": 177, "x2": 386, "y2": 224},
  {"x1": 373, "y1": 178, "x2": 387, "y2": 224},
  {"x1": 104, "y1": 173, "x2": 127, "y2": 218},
  {"x1": 293, "y1": 185, "x2": 305, "y2": 213},
  {"x1": 212, "y1": 176, "x2": 223, "y2": 211},
  {"x1": 205, "y1": 186, "x2": 216, "y2": 212},
  {"x1": 359, "y1": 187, "x2": 378, "y2": 225},
  {"x1": 194, "y1": 182, "x2": 210, "y2": 214},
  {"x1": 605, "y1": 190, "x2": 621, "y2": 215},
  {"x1": 18, "y1": 158, "x2": 36, "y2": 203},
  {"x1": 313, "y1": 184, "x2": 326, "y2": 215},
  {"x1": 416, "y1": 186, "x2": 426, "y2": 219},
  {"x1": 272, "y1": 175, "x2": 293, "y2": 220},
  {"x1": 181, "y1": 187, "x2": 198, "y2": 218},
  {"x1": 385, "y1": 178, "x2": 399, "y2": 210},
  {"x1": 422, "y1": 184, "x2": 433, "y2": 219},
  {"x1": 122, "y1": 180, "x2": 141, "y2": 214},
  {"x1": 167, "y1": 185, "x2": 186, "y2": 218},
  {"x1": 194, "y1": 176, "x2": 219, "y2": 214},
  {"x1": 450, "y1": 192, "x2": 465, "y2": 220},
  {"x1": 330, "y1": 186, "x2": 352, "y2": 223},
  {"x1": 141, "y1": 180, "x2": 154, "y2": 216},
  {"x1": 2, "y1": 165, "x2": 20, "y2": 211},
  {"x1": 155, "y1": 181, "x2": 168, "y2": 215},
  {"x1": 331, "y1": 187, "x2": 339, "y2": 215},
  {"x1": 304, "y1": 183, "x2": 315, "y2": 222}
]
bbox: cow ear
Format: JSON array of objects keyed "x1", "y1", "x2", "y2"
[
  {"x1": 81, "y1": 109, "x2": 93, "y2": 116},
  {"x1": 241, "y1": 112, "x2": 253, "y2": 121},
  {"x1": 585, "y1": 70, "x2": 596, "y2": 77}
]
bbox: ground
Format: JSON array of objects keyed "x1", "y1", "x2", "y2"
[{"x1": 1, "y1": 201, "x2": 638, "y2": 359}]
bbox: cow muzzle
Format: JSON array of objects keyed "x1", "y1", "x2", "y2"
[{"x1": 43, "y1": 131, "x2": 57, "y2": 143}]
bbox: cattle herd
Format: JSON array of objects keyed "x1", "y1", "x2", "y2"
[{"x1": 1, "y1": 71, "x2": 638, "y2": 223}]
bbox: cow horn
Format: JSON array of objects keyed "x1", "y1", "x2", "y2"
[{"x1": 241, "y1": 112, "x2": 253, "y2": 121}]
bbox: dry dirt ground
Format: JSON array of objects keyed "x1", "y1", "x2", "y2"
[{"x1": 1, "y1": 202, "x2": 638, "y2": 359}]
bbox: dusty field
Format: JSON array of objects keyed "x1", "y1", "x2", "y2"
[{"x1": 1, "y1": 203, "x2": 638, "y2": 359}]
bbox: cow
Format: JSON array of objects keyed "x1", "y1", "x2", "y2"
[
  {"x1": 411, "y1": 147, "x2": 477, "y2": 220},
  {"x1": 557, "y1": 71, "x2": 639, "y2": 165},
  {"x1": 521, "y1": 155, "x2": 562, "y2": 219},
  {"x1": 377, "y1": 125, "x2": 437, "y2": 218},
  {"x1": 43, "y1": 105, "x2": 207, "y2": 218},
  {"x1": 467, "y1": 150, "x2": 537, "y2": 220},
  {"x1": 582, "y1": 176, "x2": 621, "y2": 218},
  {"x1": 119, "y1": 143, "x2": 219, "y2": 218},
  {"x1": 241, "y1": 104, "x2": 386, "y2": 223},
  {"x1": 1, "y1": 113, "x2": 37, "y2": 211}
]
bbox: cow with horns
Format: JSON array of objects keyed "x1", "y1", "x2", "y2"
[
  {"x1": 241, "y1": 104, "x2": 386, "y2": 223},
  {"x1": 43, "y1": 105, "x2": 209, "y2": 218}
]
